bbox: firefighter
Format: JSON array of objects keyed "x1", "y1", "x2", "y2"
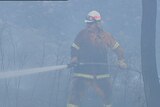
[{"x1": 67, "y1": 10, "x2": 127, "y2": 107}]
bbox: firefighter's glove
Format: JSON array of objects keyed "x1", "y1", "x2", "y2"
[
  {"x1": 67, "y1": 63, "x2": 79, "y2": 68},
  {"x1": 68, "y1": 57, "x2": 79, "y2": 68},
  {"x1": 117, "y1": 59, "x2": 128, "y2": 69}
]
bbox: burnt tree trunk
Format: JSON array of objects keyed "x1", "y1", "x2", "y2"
[{"x1": 141, "y1": 0, "x2": 160, "y2": 107}]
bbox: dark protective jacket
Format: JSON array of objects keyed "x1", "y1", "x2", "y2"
[{"x1": 71, "y1": 27, "x2": 124, "y2": 75}]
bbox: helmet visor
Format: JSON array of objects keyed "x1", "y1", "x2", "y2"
[{"x1": 84, "y1": 16, "x2": 101, "y2": 23}]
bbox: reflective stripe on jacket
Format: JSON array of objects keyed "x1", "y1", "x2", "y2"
[{"x1": 73, "y1": 73, "x2": 110, "y2": 79}]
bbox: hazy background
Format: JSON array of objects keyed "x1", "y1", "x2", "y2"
[{"x1": 0, "y1": 0, "x2": 159, "y2": 107}]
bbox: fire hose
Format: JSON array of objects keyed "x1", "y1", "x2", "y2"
[{"x1": 0, "y1": 63, "x2": 141, "y2": 79}]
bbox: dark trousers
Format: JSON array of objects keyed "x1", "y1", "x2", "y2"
[{"x1": 67, "y1": 76, "x2": 112, "y2": 106}]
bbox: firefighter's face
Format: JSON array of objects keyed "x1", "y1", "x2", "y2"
[
  {"x1": 88, "y1": 21, "x2": 103, "y2": 29},
  {"x1": 96, "y1": 21, "x2": 103, "y2": 29}
]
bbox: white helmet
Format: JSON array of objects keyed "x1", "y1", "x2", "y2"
[{"x1": 85, "y1": 10, "x2": 101, "y2": 23}]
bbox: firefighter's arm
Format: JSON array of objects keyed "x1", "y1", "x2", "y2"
[
  {"x1": 105, "y1": 33, "x2": 127, "y2": 69},
  {"x1": 69, "y1": 43, "x2": 79, "y2": 68},
  {"x1": 70, "y1": 33, "x2": 82, "y2": 67},
  {"x1": 114, "y1": 46, "x2": 128, "y2": 69},
  {"x1": 71, "y1": 43, "x2": 79, "y2": 64}
]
